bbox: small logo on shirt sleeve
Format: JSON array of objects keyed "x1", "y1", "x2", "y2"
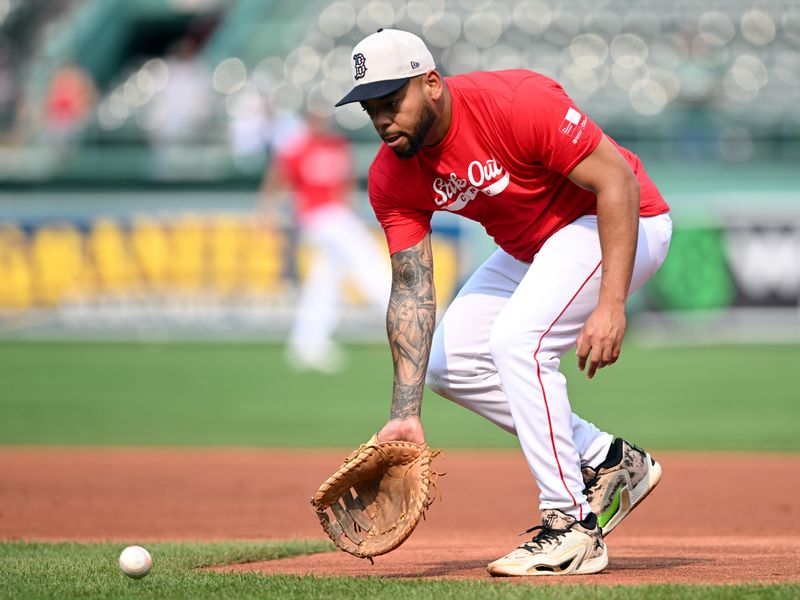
[{"x1": 559, "y1": 107, "x2": 586, "y2": 144}]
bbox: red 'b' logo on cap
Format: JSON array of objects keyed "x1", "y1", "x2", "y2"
[{"x1": 353, "y1": 53, "x2": 367, "y2": 80}]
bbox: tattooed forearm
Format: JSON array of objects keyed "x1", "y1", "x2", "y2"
[
  {"x1": 387, "y1": 234, "x2": 436, "y2": 419},
  {"x1": 391, "y1": 384, "x2": 422, "y2": 419}
]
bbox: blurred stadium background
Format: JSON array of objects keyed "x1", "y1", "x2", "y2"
[{"x1": 0, "y1": 0, "x2": 799, "y2": 342}]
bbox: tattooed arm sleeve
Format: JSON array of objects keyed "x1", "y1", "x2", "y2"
[{"x1": 387, "y1": 233, "x2": 436, "y2": 420}]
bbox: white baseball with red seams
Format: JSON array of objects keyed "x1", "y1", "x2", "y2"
[{"x1": 118, "y1": 545, "x2": 153, "y2": 579}]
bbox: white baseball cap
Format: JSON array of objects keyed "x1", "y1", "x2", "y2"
[{"x1": 335, "y1": 29, "x2": 436, "y2": 107}]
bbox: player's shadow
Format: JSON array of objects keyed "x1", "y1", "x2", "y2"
[
  {"x1": 609, "y1": 556, "x2": 712, "y2": 570},
  {"x1": 381, "y1": 556, "x2": 711, "y2": 579},
  {"x1": 382, "y1": 559, "x2": 489, "y2": 578}
]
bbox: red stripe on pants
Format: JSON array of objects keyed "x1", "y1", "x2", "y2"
[{"x1": 532, "y1": 260, "x2": 602, "y2": 520}]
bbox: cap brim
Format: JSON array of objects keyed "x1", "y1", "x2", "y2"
[{"x1": 334, "y1": 77, "x2": 410, "y2": 107}]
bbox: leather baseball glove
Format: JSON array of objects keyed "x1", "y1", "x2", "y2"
[{"x1": 310, "y1": 434, "x2": 441, "y2": 560}]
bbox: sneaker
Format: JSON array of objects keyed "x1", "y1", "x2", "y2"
[
  {"x1": 487, "y1": 510, "x2": 608, "y2": 576},
  {"x1": 582, "y1": 437, "x2": 662, "y2": 535}
]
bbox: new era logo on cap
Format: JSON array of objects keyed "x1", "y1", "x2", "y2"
[{"x1": 335, "y1": 29, "x2": 436, "y2": 107}]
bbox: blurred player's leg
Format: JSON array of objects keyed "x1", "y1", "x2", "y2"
[
  {"x1": 324, "y1": 205, "x2": 391, "y2": 313},
  {"x1": 287, "y1": 221, "x2": 345, "y2": 373}
]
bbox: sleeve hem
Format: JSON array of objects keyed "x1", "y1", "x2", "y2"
[
  {"x1": 388, "y1": 227, "x2": 431, "y2": 256},
  {"x1": 561, "y1": 129, "x2": 603, "y2": 176}
]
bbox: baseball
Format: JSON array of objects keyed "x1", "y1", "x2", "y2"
[{"x1": 118, "y1": 545, "x2": 153, "y2": 579}]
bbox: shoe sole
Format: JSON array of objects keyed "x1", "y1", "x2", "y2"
[
  {"x1": 487, "y1": 545, "x2": 609, "y2": 577},
  {"x1": 601, "y1": 454, "x2": 662, "y2": 536},
  {"x1": 574, "y1": 546, "x2": 609, "y2": 575}
]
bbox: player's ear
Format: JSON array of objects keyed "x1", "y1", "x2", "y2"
[{"x1": 423, "y1": 70, "x2": 444, "y2": 102}]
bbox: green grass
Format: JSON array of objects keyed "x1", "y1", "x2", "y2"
[
  {"x1": 3, "y1": 343, "x2": 796, "y2": 598},
  {"x1": 0, "y1": 341, "x2": 798, "y2": 451},
  {"x1": 0, "y1": 541, "x2": 797, "y2": 600}
]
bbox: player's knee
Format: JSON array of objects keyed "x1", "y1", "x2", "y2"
[
  {"x1": 425, "y1": 347, "x2": 449, "y2": 396},
  {"x1": 425, "y1": 345, "x2": 478, "y2": 398},
  {"x1": 425, "y1": 369, "x2": 447, "y2": 396}
]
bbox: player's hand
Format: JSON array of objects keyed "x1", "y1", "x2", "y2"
[
  {"x1": 377, "y1": 416, "x2": 426, "y2": 445},
  {"x1": 576, "y1": 302, "x2": 627, "y2": 379}
]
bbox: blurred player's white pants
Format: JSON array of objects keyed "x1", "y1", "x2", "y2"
[
  {"x1": 426, "y1": 213, "x2": 672, "y2": 519},
  {"x1": 288, "y1": 203, "x2": 390, "y2": 371}
]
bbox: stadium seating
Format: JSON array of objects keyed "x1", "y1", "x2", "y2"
[{"x1": 2, "y1": 0, "x2": 798, "y2": 185}]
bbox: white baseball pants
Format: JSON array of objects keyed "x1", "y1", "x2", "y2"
[
  {"x1": 288, "y1": 203, "x2": 390, "y2": 359},
  {"x1": 426, "y1": 213, "x2": 672, "y2": 519}
]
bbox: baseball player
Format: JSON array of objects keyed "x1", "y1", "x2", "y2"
[
  {"x1": 261, "y1": 113, "x2": 390, "y2": 373},
  {"x1": 335, "y1": 29, "x2": 671, "y2": 576}
]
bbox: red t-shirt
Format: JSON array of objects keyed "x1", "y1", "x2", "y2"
[
  {"x1": 277, "y1": 130, "x2": 353, "y2": 220},
  {"x1": 369, "y1": 70, "x2": 669, "y2": 261}
]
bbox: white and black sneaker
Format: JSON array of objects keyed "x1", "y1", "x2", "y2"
[
  {"x1": 582, "y1": 437, "x2": 662, "y2": 535},
  {"x1": 487, "y1": 510, "x2": 608, "y2": 576}
]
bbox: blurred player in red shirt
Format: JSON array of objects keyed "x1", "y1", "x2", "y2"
[
  {"x1": 336, "y1": 29, "x2": 672, "y2": 576},
  {"x1": 45, "y1": 63, "x2": 96, "y2": 147},
  {"x1": 261, "y1": 113, "x2": 389, "y2": 373}
]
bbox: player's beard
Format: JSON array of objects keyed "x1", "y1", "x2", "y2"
[{"x1": 392, "y1": 101, "x2": 437, "y2": 160}]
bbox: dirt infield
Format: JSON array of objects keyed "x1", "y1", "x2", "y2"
[{"x1": 1, "y1": 448, "x2": 798, "y2": 585}]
